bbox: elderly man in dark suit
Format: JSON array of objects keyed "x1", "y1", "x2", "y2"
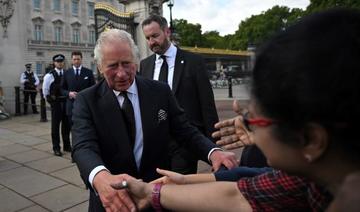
[
  {"x1": 139, "y1": 15, "x2": 219, "y2": 174},
  {"x1": 71, "y1": 29, "x2": 237, "y2": 212},
  {"x1": 62, "y1": 51, "x2": 95, "y2": 130}
]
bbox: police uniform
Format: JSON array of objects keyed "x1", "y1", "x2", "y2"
[
  {"x1": 20, "y1": 64, "x2": 39, "y2": 114},
  {"x1": 42, "y1": 54, "x2": 70, "y2": 156}
]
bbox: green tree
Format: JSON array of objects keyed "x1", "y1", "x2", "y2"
[
  {"x1": 307, "y1": 0, "x2": 360, "y2": 13},
  {"x1": 173, "y1": 19, "x2": 202, "y2": 47},
  {"x1": 230, "y1": 6, "x2": 304, "y2": 50},
  {"x1": 202, "y1": 30, "x2": 226, "y2": 48}
]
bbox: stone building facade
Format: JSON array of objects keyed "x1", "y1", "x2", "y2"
[{"x1": 0, "y1": 0, "x2": 165, "y2": 114}]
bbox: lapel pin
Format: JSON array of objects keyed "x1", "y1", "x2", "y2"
[{"x1": 181, "y1": 60, "x2": 184, "y2": 64}]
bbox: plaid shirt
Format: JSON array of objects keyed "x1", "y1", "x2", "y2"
[{"x1": 238, "y1": 170, "x2": 333, "y2": 212}]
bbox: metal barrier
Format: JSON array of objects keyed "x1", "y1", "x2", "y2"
[{"x1": 14, "y1": 86, "x2": 47, "y2": 122}]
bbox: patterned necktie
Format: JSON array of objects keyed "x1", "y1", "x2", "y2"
[
  {"x1": 158, "y1": 55, "x2": 168, "y2": 83},
  {"x1": 119, "y1": 91, "x2": 136, "y2": 149}
]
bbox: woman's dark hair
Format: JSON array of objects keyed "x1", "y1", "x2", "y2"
[{"x1": 251, "y1": 8, "x2": 360, "y2": 148}]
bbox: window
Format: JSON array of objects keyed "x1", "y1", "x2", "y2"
[
  {"x1": 53, "y1": 0, "x2": 61, "y2": 12},
  {"x1": 89, "y1": 29, "x2": 96, "y2": 44},
  {"x1": 88, "y1": 2, "x2": 94, "y2": 18},
  {"x1": 72, "y1": 0, "x2": 79, "y2": 16},
  {"x1": 72, "y1": 28, "x2": 80, "y2": 43},
  {"x1": 54, "y1": 26, "x2": 62, "y2": 42},
  {"x1": 34, "y1": 24, "x2": 43, "y2": 41},
  {"x1": 33, "y1": 0, "x2": 41, "y2": 10},
  {"x1": 36, "y1": 62, "x2": 43, "y2": 75}
]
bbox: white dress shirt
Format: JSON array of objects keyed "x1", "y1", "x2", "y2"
[
  {"x1": 73, "y1": 65, "x2": 82, "y2": 75},
  {"x1": 154, "y1": 43, "x2": 177, "y2": 89},
  {"x1": 42, "y1": 68, "x2": 63, "y2": 96}
]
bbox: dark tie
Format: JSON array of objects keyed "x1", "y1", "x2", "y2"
[
  {"x1": 120, "y1": 91, "x2": 136, "y2": 148},
  {"x1": 75, "y1": 68, "x2": 79, "y2": 80},
  {"x1": 158, "y1": 55, "x2": 168, "y2": 83},
  {"x1": 59, "y1": 71, "x2": 62, "y2": 77}
]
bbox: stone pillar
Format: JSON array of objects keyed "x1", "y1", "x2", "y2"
[
  {"x1": 0, "y1": 1, "x2": 29, "y2": 114},
  {"x1": 120, "y1": 0, "x2": 165, "y2": 60}
]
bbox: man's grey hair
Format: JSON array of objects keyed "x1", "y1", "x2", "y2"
[{"x1": 94, "y1": 29, "x2": 139, "y2": 66}]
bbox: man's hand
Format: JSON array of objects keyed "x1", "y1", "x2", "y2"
[
  {"x1": 209, "y1": 150, "x2": 238, "y2": 171},
  {"x1": 93, "y1": 170, "x2": 136, "y2": 212},
  {"x1": 112, "y1": 176, "x2": 153, "y2": 211},
  {"x1": 69, "y1": 91, "x2": 78, "y2": 99}
]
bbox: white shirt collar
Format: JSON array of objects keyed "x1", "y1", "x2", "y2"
[
  {"x1": 156, "y1": 43, "x2": 177, "y2": 60},
  {"x1": 112, "y1": 78, "x2": 138, "y2": 96},
  {"x1": 54, "y1": 68, "x2": 63, "y2": 74},
  {"x1": 73, "y1": 65, "x2": 82, "y2": 70}
]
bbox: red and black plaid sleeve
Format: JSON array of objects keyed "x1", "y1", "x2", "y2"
[{"x1": 237, "y1": 170, "x2": 332, "y2": 212}]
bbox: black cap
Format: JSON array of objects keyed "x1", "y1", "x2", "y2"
[
  {"x1": 25, "y1": 63, "x2": 32, "y2": 68},
  {"x1": 53, "y1": 54, "x2": 65, "y2": 62}
]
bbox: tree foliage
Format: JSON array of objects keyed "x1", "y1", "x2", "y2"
[{"x1": 173, "y1": 1, "x2": 360, "y2": 50}]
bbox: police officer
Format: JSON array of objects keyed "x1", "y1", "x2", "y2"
[
  {"x1": 20, "y1": 63, "x2": 39, "y2": 114},
  {"x1": 42, "y1": 54, "x2": 70, "y2": 156}
]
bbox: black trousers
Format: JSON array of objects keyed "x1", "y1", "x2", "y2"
[
  {"x1": 50, "y1": 101, "x2": 70, "y2": 151},
  {"x1": 23, "y1": 90, "x2": 37, "y2": 113}
]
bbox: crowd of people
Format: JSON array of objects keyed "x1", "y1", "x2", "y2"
[{"x1": 17, "y1": 8, "x2": 360, "y2": 211}]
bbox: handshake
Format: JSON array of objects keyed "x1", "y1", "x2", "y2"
[{"x1": 94, "y1": 168, "x2": 189, "y2": 212}]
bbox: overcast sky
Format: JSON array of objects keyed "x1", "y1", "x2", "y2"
[{"x1": 163, "y1": 0, "x2": 310, "y2": 36}]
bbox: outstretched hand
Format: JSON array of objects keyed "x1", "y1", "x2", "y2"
[
  {"x1": 150, "y1": 168, "x2": 186, "y2": 185},
  {"x1": 93, "y1": 171, "x2": 136, "y2": 212},
  {"x1": 212, "y1": 100, "x2": 253, "y2": 150},
  {"x1": 111, "y1": 176, "x2": 153, "y2": 211}
]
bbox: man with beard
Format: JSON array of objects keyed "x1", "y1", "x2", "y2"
[{"x1": 139, "y1": 15, "x2": 219, "y2": 174}]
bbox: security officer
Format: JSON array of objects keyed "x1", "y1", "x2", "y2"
[
  {"x1": 42, "y1": 54, "x2": 70, "y2": 156},
  {"x1": 20, "y1": 63, "x2": 39, "y2": 114}
]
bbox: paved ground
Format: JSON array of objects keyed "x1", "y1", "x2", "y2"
[{"x1": 0, "y1": 85, "x2": 249, "y2": 212}]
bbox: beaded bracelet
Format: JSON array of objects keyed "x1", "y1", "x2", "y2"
[{"x1": 151, "y1": 183, "x2": 163, "y2": 212}]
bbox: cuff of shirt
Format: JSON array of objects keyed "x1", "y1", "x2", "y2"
[
  {"x1": 89, "y1": 165, "x2": 109, "y2": 195},
  {"x1": 207, "y1": 147, "x2": 223, "y2": 163}
]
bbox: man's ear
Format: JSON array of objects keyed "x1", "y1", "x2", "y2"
[{"x1": 301, "y1": 123, "x2": 329, "y2": 163}]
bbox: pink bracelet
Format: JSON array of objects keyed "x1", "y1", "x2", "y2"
[{"x1": 151, "y1": 183, "x2": 163, "y2": 212}]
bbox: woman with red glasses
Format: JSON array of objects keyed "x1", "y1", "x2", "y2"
[{"x1": 112, "y1": 9, "x2": 360, "y2": 211}]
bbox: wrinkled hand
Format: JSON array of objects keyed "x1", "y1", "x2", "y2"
[
  {"x1": 210, "y1": 150, "x2": 238, "y2": 171},
  {"x1": 150, "y1": 168, "x2": 186, "y2": 185},
  {"x1": 93, "y1": 171, "x2": 136, "y2": 212},
  {"x1": 69, "y1": 91, "x2": 78, "y2": 99},
  {"x1": 112, "y1": 176, "x2": 153, "y2": 211}
]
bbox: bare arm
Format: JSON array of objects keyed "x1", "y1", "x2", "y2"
[{"x1": 117, "y1": 177, "x2": 252, "y2": 212}]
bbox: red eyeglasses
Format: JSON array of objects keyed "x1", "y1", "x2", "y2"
[{"x1": 243, "y1": 112, "x2": 274, "y2": 131}]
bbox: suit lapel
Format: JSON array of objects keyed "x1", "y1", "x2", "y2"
[
  {"x1": 142, "y1": 55, "x2": 156, "y2": 79},
  {"x1": 97, "y1": 81, "x2": 138, "y2": 169},
  {"x1": 172, "y1": 48, "x2": 185, "y2": 94},
  {"x1": 135, "y1": 77, "x2": 154, "y2": 169}
]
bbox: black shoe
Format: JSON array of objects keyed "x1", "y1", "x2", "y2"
[
  {"x1": 63, "y1": 146, "x2": 72, "y2": 152},
  {"x1": 33, "y1": 111, "x2": 39, "y2": 114},
  {"x1": 54, "y1": 150, "x2": 63, "y2": 156}
]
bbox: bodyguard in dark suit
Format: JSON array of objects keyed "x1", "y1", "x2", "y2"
[
  {"x1": 71, "y1": 29, "x2": 237, "y2": 212},
  {"x1": 140, "y1": 15, "x2": 219, "y2": 174},
  {"x1": 62, "y1": 51, "x2": 95, "y2": 127}
]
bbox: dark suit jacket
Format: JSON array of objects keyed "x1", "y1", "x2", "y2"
[
  {"x1": 61, "y1": 67, "x2": 95, "y2": 116},
  {"x1": 72, "y1": 76, "x2": 217, "y2": 211},
  {"x1": 139, "y1": 48, "x2": 219, "y2": 139}
]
